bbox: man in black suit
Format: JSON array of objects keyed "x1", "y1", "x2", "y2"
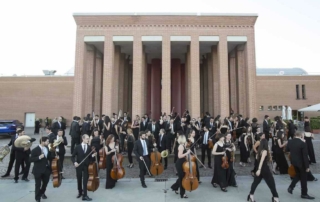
[
  {"x1": 286, "y1": 131, "x2": 315, "y2": 199},
  {"x1": 50, "y1": 129, "x2": 68, "y2": 179},
  {"x1": 70, "y1": 116, "x2": 81, "y2": 154},
  {"x1": 1, "y1": 127, "x2": 25, "y2": 178},
  {"x1": 140, "y1": 117, "x2": 148, "y2": 132},
  {"x1": 123, "y1": 112, "x2": 131, "y2": 123},
  {"x1": 72, "y1": 134, "x2": 97, "y2": 201},
  {"x1": 46, "y1": 127, "x2": 55, "y2": 145},
  {"x1": 184, "y1": 110, "x2": 191, "y2": 125},
  {"x1": 263, "y1": 115, "x2": 270, "y2": 142},
  {"x1": 81, "y1": 117, "x2": 91, "y2": 136},
  {"x1": 207, "y1": 117, "x2": 215, "y2": 136},
  {"x1": 13, "y1": 129, "x2": 31, "y2": 183},
  {"x1": 200, "y1": 126, "x2": 212, "y2": 169},
  {"x1": 30, "y1": 136, "x2": 53, "y2": 202},
  {"x1": 52, "y1": 116, "x2": 63, "y2": 136},
  {"x1": 157, "y1": 129, "x2": 169, "y2": 169},
  {"x1": 148, "y1": 119, "x2": 160, "y2": 141},
  {"x1": 92, "y1": 115, "x2": 103, "y2": 134},
  {"x1": 165, "y1": 119, "x2": 176, "y2": 154},
  {"x1": 133, "y1": 131, "x2": 154, "y2": 188}
]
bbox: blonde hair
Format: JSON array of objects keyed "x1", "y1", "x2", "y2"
[
  {"x1": 127, "y1": 128, "x2": 133, "y2": 134},
  {"x1": 177, "y1": 135, "x2": 186, "y2": 145}
]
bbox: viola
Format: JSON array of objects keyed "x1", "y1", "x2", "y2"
[
  {"x1": 87, "y1": 146, "x2": 100, "y2": 192},
  {"x1": 221, "y1": 152, "x2": 229, "y2": 169},
  {"x1": 110, "y1": 142, "x2": 125, "y2": 180},
  {"x1": 182, "y1": 150, "x2": 199, "y2": 192},
  {"x1": 150, "y1": 139, "x2": 164, "y2": 176},
  {"x1": 99, "y1": 137, "x2": 107, "y2": 170}
]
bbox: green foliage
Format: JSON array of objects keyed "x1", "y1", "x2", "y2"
[{"x1": 310, "y1": 117, "x2": 320, "y2": 129}]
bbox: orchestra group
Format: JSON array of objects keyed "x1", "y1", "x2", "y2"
[{"x1": 1, "y1": 111, "x2": 317, "y2": 201}]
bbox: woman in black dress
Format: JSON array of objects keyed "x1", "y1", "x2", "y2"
[
  {"x1": 131, "y1": 115, "x2": 140, "y2": 141},
  {"x1": 224, "y1": 133, "x2": 237, "y2": 187},
  {"x1": 126, "y1": 128, "x2": 135, "y2": 168},
  {"x1": 220, "y1": 119, "x2": 229, "y2": 135},
  {"x1": 89, "y1": 129, "x2": 103, "y2": 162},
  {"x1": 304, "y1": 116, "x2": 311, "y2": 132},
  {"x1": 34, "y1": 118, "x2": 41, "y2": 134},
  {"x1": 188, "y1": 130, "x2": 200, "y2": 182},
  {"x1": 248, "y1": 139, "x2": 279, "y2": 202},
  {"x1": 103, "y1": 116, "x2": 111, "y2": 140},
  {"x1": 304, "y1": 132, "x2": 316, "y2": 164},
  {"x1": 171, "y1": 135, "x2": 190, "y2": 198},
  {"x1": 251, "y1": 133, "x2": 265, "y2": 177},
  {"x1": 287, "y1": 120, "x2": 297, "y2": 140},
  {"x1": 239, "y1": 128, "x2": 249, "y2": 167},
  {"x1": 211, "y1": 133, "x2": 228, "y2": 192},
  {"x1": 274, "y1": 131, "x2": 288, "y2": 174},
  {"x1": 104, "y1": 135, "x2": 118, "y2": 189}
]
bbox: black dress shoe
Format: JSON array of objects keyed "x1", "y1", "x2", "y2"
[
  {"x1": 142, "y1": 184, "x2": 147, "y2": 188},
  {"x1": 36, "y1": 199, "x2": 40, "y2": 202},
  {"x1": 199, "y1": 165, "x2": 204, "y2": 168},
  {"x1": 164, "y1": 166, "x2": 167, "y2": 170},
  {"x1": 22, "y1": 178, "x2": 30, "y2": 182},
  {"x1": 61, "y1": 176, "x2": 65, "y2": 179},
  {"x1": 313, "y1": 178, "x2": 318, "y2": 181},
  {"x1": 19, "y1": 170, "x2": 25, "y2": 175},
  {"x1": 301, "y1": 194, "x2": 315, "y2": 199},
  {"x1": 14, "y1": 180, "x2": 18, "y2": 183},
  {"x1": 208, "y1": 165, "x2": 212, "y2": 169},
  {"x1": 41, "y1": 194, "x2": 47, "y2": 199},
  {"x1": 76, "y1": 193, "x2": 82, "y2": 198},
  {"x1": 82, "y1": 196, "x2": 92, "y2": 201},
  {"x1": 288, "y1": 187, "x2": 293, "y2": 194},
  {"x1": 1, "y1": 174, "x2": 9, "y2": 177}
]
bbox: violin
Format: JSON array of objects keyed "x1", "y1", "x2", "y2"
[
  {"x1": 110, "y1": 141, "x2": 125, "y2": 180},
  {"x1": 87, "y1": 146, "x2": 100, "y2": 192},
  {"x1": 99, "y1": 136, "x2": 107, "y2": 170},
  {"x1": 150, "y1": 139, "x2": 164, "y2": 176},
  {"x1": 182, "y1": 147, "x2": 199, "y2": 192},
  {"x1": 221, "y1": 152, "x2": 229, "y2": 169}
]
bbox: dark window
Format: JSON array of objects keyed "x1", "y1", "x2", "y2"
[
  {"x1": 302, "y1": 85, "x2": 306, "y2": 99},
  {"x1": 296, "y1": 85, "x2": 300, "y2": 99}
]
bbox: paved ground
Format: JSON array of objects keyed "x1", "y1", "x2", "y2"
[
  {"x1": 1, "y1": 175, "x2": 319, "y2": 202},
  {"x1": 1, "y1": 127, "x2": 320, "y2": 180}
]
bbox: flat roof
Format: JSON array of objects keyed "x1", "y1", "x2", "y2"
[{"x1": 73, "y1": 12, "x2": 258, "y2": 17}]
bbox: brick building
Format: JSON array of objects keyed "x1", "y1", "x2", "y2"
[{"x1": 0, "y1": 13, "x2": 319, "y2": 126}]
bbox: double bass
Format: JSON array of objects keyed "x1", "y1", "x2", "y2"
[
  {"x1": 99, "y1": 136, "x2": 107, "y2": 170},
  {"x1": 110, "y1": 141, "x2": 125, "y2": 180},
  {"x1": 150, "y1": 139, "x2": 164, "y2": 176},
  {"x1": 49, "y1": 141, "x2": 62, "y2": 188},
  {"x1": 182, "y1": 147, "x2": 199, "y2": 192},
  {"x1": 87, "y1": 146, "x2": 100, "y2": 192}
]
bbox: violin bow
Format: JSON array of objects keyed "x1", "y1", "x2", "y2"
[{"x1": 142, "y1": 158, "x2": 152, "y2": 176}]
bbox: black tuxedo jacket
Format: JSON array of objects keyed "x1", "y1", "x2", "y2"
[
  {"x1": 207, "y1": 122, "x2": 215, "y2": 133},
  {"x1": 263, "y1": 120, "x2": 270, "y2": 133},
  {"x1": 52, "y1": 122, "x2": 63, "y2": 135},
  {"x1": 140, "y1": 121, "x2": 148, "y2": 131},
  {"x1": 30, "y1": 146, "x2": 53, "y2": 178},
  {"x1": 70, "y1": 121, "x2": 81, "y2": 139},
  {"x1": 157, "y1": 134, "x2": 170, "y2": 151},
  {"x1": 148, "y1": 123, "x2": 159, "y2": 136},
  {"x1": 71, "y1": 144, "x2": 94, "y2": 168},
  {"x1": 133, "y1": 139, "x2": 152, "y2": 161},
  {"x1": 286, "y1": 138, "x2": 309, "y2": 169},
  {"x1": 48, "y1": 132, "x2": 56, "y2": 144},
  {"x1": 49, "y1": 135, "x2": 68, "y2": 155}
]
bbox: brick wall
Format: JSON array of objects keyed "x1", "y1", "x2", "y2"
[{"x1": 0, "y1": 77, "x2": 74, "y2": 125}]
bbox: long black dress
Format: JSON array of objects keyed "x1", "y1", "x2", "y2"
[
  {"x1": 240, "y1": 134, "x2": 249, "y2": 163},
  {"x1": 224, "y1": 141, "x2": 237, "y2": 186},
  {"x1": 34, "y1": 121, "x2": 40, "y2": 134},
  {"x1": 132, "y1": 121, "x2": 140, "y2": 141},
  {"x1": 305, "y1": 135, "x2": 316, "y2": 163},
  {"x1": 274, "y1": 139, "x2": 288, "y2": 174},
  {"x1": 304, "y1": 120, "x2": 311, "y2": 132},
  {"x1": 171, "y1": 148, "x2": 187, "y2": 198},
  {"x1": 105, "y1": 145, "x2": 117, "y2": 189},
  {"x1": 211, "y1": 143, "x2": 227, "y2": 189},
  {"x1": 90, "y1": 137, "x2": 101, "y2": 162},
  {"x1": 220, "y1": 126, "x2": 228, "y2": 135},
  {"x1": 103, "y1": 122, "x2": 111, "y2": 140}
]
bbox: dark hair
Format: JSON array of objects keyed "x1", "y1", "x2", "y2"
[
  {"x1": 258, "y1": 139, "x2": 269, "y2": 157},
  {"x1": 46, "y1": 127, "x2": 52, "y2": 131},
  {"x1": 104, "y1": 116, "x2": 111, "y2": 124},
  {"x1": 215, "y1": 132, "x2": 225, "y2": 140},
  {"x1": 139, "y1": 131, "x2": 145, "y2": 136},
  {"x1": 106, "y1": 135, "x2": 114, "y2": 145},
  {"x1": 277, "y1": 131, "x2": 284, "y2": 139},
  {"x1": 264, "y1": 115, "x2": 269, "y2": 119},
  {"x1": 305, "y1": 116, "x2": 308, "y2": 119},
  {"x1": 145, "y1": 129, "x2": 150, "y2": 133},
  {"x1": 40, "y1": 136, "x2": 48, "y2": 143},
  {"x1": 58, "y1": 129, "x2": 63, "y2": 132},
  {"x1": 252, "y1": 118, "x2": 258, "y2": 123},
  {"x1": 17, "y1": 129, "x2": 24, "y2": 134}
]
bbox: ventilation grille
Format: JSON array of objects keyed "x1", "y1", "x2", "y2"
[{"x1": 155, "y1": 178, "x2": 168, "y2": 182}]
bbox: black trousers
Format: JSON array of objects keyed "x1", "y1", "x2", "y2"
[
  {"x1": 5, "y1": 150, "x2": 24, "y2": 175},
  {"x1": 71, "y1": 138, "x2": 80, "y2": 154},
  {"x1": 138, "y1": 156, "x2": 150, "y2": 184},
  {"x1": 250, "y1": 169, "x2": 279, "y2": 197},
  {"x1": 56, "y1": 152, "x2": 65, "y2": 172},
  {"x1": 289, "y1": 166, "x2": 308, "y2": 195},
  {"x1": 34, "y1": 167, "x2": 51, "y2": 200},
  {"x1": 201, "y1": 144, "x2": 211, "y2": 166},
  {"x1": 264, "y1": 132, "x2": 270, "y2": 142},
  {"x1": 127, "y1": 143, "x2": 134, "y2": 164},
  {"x1": 14, "y1": 155, "x2": 30, "y2": 180},
  {"x1": 76, "y1": 165, "x2": 89, "y2": 196},
  {"x1": 120, "y1": 133, "x2": 127, "y2": 152}
]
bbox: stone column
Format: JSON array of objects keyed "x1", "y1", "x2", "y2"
[
  {"x1": 207, "y1": 53, "x2": 214, "y2": 114},
  {"x1": 218, "y1": 35, "x2": 229, "y2": 117},
  {"x1": 162, "y1": 35, "x2": 171, "y2": 114},
  {"x1": 229, "y1": 51, "x2": 237, "y2": 113},
  {"x1": 236, "y1": 44, "x2": 247, "y2": 116},
  {"x1": 181, "y1": 64, "x2": 186, "y2": 114},
  {"x1": 203, "y1": 56, "x2": 209, "y2": 114},
  {"x1": 147, "y1": 63, "x2": 152, "y2": 116},
  {"x1": 102, "y1": 35, "x2": 115, "y2": 115},
  {"x1": 94, "y1": 51, "x2": 103, "y2": 114},
  {"x1": 84, "y1": 45, "x2": 95, "y2": 115},
  {"x1": 190, "y1": 36, "x2": 200, "y2": 117},
  {"x1": 151, "y1": 59, "x2": 161, "y2": 119},
  {"x1": 118, "y1": 53, "x2": 126, "y2": 112},
  {"x1": 123, "y1": 56, "x2": 129, "y2": 112},
  {"x1": 171, "y1": 58, "x2": 182, "y2": 116},
  {"x1": 212, "y1": 46, "x2": 219, "y2": 116},
  {"x1": 112, "y1": 46, "x2": 121, "y2": 113},
  {"x1": 132, "y1": 36, "x2": 144, "y2": 116}
]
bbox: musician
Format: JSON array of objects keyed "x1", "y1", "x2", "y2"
[
  {"x1": 71, "y1": 134, "x2": 97, "y2": 201},
  {"x1": 207, "y1": 117, "x2": 215, "y2": 135},
  {"x1": 46, "y1": 127, "x2": 55, "y2": 144},
  {"x1": 286, "y1": 131, "x2": 315, "y2": 199},
  {"x1": 30, "y1": 136, "x2": 54, "y2": 202},
  {"x1": 263, "y1": 115, "x2": 270, "y2": 142},
  {"x1": 52, "y1": 116, "x2": 65, "y2": 136},
  {"x1": 126, "y1": 128, "x2": 135, "y2": 168},
  {"x1": 89, "y1": 129, "x2": 103, "y2": 163},
  {"x1": 287, "y1": 120, "x2": 297, "y2": 140},
  {"x1": 131, "y1": 115, "x2": 140, "y2": 140},
  {"x1": 224, "y1": 133, "x2": 237, "y2": 187},
  {"x1": 13, "y1": 129, "x2": 31, "y2": 183},
  {"x1": 104, "y1": 135, "x2": 118, "y2": 189},
  {"x1": 123, "y1": 112, "x2": 131, "y2": 123},
  {"x1": 200, "y1": 126, "x2": 212, "y2": 168},
  {"x1": 92, "y1": 115, "x2": 103, "y2": 134},
  {"x1": 140, "y1": 117, "x2": 148, "y2": 132},
  {"x1": 227, "y1": 116, "x2": 233, "y2": 131},
  {"x1": 110, "y1": 117, "x2": 117, "y2": 137},
  {"x1": 70, "y1": 116, "x2": 81, "y2": 154},
  {"x1": 188, "y1": 130, "x2": 200, "y2": 182},
  {"x1": 119, "y1": 119, "x2": 128, "y2": 153},
  {"x1": 166, "y1": 119, "x2": 176, "y2": 154},
  {"x1": 251, "y1": 133, "x2": 265, "y2": 177},
  {"x1": 50, "y1": 129, "x2": 67, "y2": 179},
  {"x1": 1, "y1": 127, "x2": 25, "y2": 178},
  {"x1": 144, "y1": 114, "x2": 150, "y2": 124},
  {"x1": 81, "y1": 117, "x2": 91, "y2": 136},
  {"x1": 170, "y1": 134, "x2": 190, "y2": 198},
  {"x1": 184, "y1": 110, "x2": 191, "y2": 125},
  {"x1": 148, "y1": 119, "x2": 159, "y2": 141},
  {"x1": 158, "y1": 129, "x2": 169, "y2": 169},
  {"x1": 103, "y1": 116, "x2": 112, "y2": 139},
  {"x1": 133, "y1": 131, "x2": 154, "y2": 188}
]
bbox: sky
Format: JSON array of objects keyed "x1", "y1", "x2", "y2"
[{"x1": 0, "y1": 0, "x2": 319, "y2": 76}]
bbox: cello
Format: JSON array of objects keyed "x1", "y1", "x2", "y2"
[
  {"x1": 99, "y1": 136, "x2": 107, "y2": 170},
  {"x1": 110, "y1": 141, "x2": 125, "y2": 180},
  {"x1": 150, "y1": 139, "x2": 164, "y2": 176},
  {"x1": 182, "y1": 147, "x2": 199, "y2": 192},
  {"x1": 87, "y1": 146, "x2": 100, "y2": 192}
]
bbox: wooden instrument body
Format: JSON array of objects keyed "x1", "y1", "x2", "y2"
[
  {"x1": 51, "y1": 158, "x2": 62, "y2": 188},
  {"x1": 221, "y1": 153, "x2": 229, "y2": 169},
  {"x1": 87, "y1": 161, "x2": 100, "y2": 192},
  {"x1": 208, "y1": 139, "x2": 213, "y2": 149},
  {"x1": 110, "y1": 153, "x2": 125, "y2": 180},
  {"x1": 182, "y1": 154, "x2": 199, "y2": 192},
  {"x1": 287, "y1": 154, "x2": 296, "y2": 178},
  {"x1": 150, "y1": 149, "x2": 164, "y2": 176},
  {"x1": 98, "y1": 147, "x2": 106, "y2": 169}
]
